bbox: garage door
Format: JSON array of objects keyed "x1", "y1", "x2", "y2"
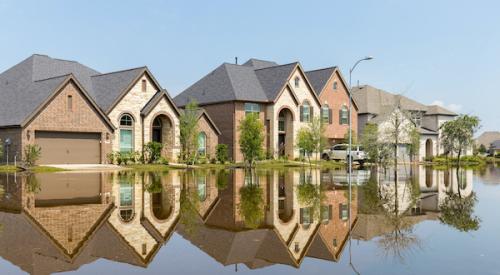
[{"x1": 35, "y1": 131, "x2": 101, "y2": 164}]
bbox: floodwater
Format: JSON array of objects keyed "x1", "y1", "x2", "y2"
[{"x1": 0, "y1": 164, "x2": 498, "y2": 275}]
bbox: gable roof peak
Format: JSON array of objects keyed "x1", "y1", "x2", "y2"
[{"x1": 242, "y1": 58, "x2": 279, "y2": 69}]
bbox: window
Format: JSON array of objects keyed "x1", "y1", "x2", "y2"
[
  {"x1": 339, "y1": 203, "x2": 348, "y2": 220},
  {"x1": 197, "y1": 174, "x2": 207, "y2": 201},
  {"x1": 321, "y1": 205, "x2": 332, "y2": 223},
  {"x1": 333, "y1": 81, "x2": 338, "y2": 90},
  {"x1": 244, "y1": 103, "x2": 260, "y2": 116},
  {"x1": 300, "y1": 207, "x2": 313, "y2": 225},
  {"x1": 321, "y1": 105, "x2": 331, "y2": 124},
  {"x1": 67, "y1": 95, "x2": 73, "y2": 111},
  {"x1": 411, "y1": 111, "x2": 422, "y2": 126},
  {"x1": 339, "y1": 105, "x2": 348, "y2": 125},
  {"x1": 300, "y1": 101, "x2": 312, "y2": 122},
  {"x1": 198, "y1": 132, "x2": 207, "y2": 156},
  {"x1": 141, "y1": 79, "x2": 147, "y2": 92},
  {"x1": 119, "y1": 114, "x2": 134, "y2": 152},
  {"x1": 294, "y1": 77, "x2": 300, "y2": 88},
  {"x1": 119, "y1": 176, "x2": 134, "y2": 222},
  {"x1": 278, "y1": 112, "x2": 285, "y2": 132}
]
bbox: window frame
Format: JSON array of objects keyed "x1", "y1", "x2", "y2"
[
  {"x1": 244, "y1": 103, "x2": 260, "y2": 116},
  {"x1": 198, "y1": 132, "x2": 207, "y2": 156},
  {"x1": 119, "y1": 114, "x2": 134, "y2": 152}
]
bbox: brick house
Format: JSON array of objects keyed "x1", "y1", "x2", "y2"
[
  {"x1": 174, "y1": 59, "x2": 322, "y2": 162},
  {"x1": 305, "y1": 67, "x2": 358, "y2": 145},
  {"x1": 0, "y1": 54, "x2": 181, "y2": 164}
]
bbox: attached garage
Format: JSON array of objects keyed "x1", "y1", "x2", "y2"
[{"x1": 35, "y1": 131, "x2": 101, "y2": 164}]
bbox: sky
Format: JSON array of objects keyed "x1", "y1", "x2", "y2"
[{"x1": 0, "y1": 0, "x2": 498, "y2": 133}]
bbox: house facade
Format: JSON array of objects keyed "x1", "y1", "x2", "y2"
[
  {"x1": 0, "y1": 54, "x2": 181, "y2": 164},
  {"x1": 174, "y1": 59, "x2": 322, "y2": 162},
  {"x1": 351, "y1": 85, "x2": 458, "y2": 161},
  {"x1": 305, "y1": 67, "x2": 358, "y2": 145}
]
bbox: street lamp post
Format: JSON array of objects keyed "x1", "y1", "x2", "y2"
[{"x1": 347, "y1": 56, "x2": 373, "y2": 235}]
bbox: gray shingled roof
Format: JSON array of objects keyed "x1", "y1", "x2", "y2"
[
  {"x1": 351, "y1": 85, "x2": 429, "y2": 115},
  {"x1": 491, "y1": 140, "x2": 500, "y2": 149},
  {"x1": 140, "y1": 89, "x2": 181, "y2": 117},
  {"x1": 305, "y1": 67, "x2": 337, "y2": 96},
  {"x1": 242, "y1": 58, "x2": 279, "y2": 69},
  {"x1": 0, "y1": 54, "x2": 152, "y2": 127},
  {"x1": 425, "y1": 105, "x2": 457, "y2": 116},
  {"x1": 91, "y1": 67, "x2": 145, "y2": 112},
  {"x1": 174, "y1": 59, "x2": 300, "y2": 107},
  {"x1": 254, "y1": 62, "x2": 298, "y2": 101}
]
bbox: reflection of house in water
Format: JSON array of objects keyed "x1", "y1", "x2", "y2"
[
  {"x1": 0, "y1": 170, "x2": 181, "y2": 273},
  {"x1": 178, "y1": 169, "x2": 357, "y2": 268},
  {"x1": 354, "y1": 166, "x2": 473, "y2": 241}
]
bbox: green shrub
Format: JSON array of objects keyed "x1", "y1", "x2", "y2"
[
  {"x1": 24, "y1": 144, "x2": 41, "y2": 167},
  {"x1": 158, "y1": 156, "x2": 169, "y2": 165},
  {"x1": 106, "y1": 152, "x2": 116, "y2": 164},
  {"x1": 216, "y1": 144, "x2": 228, "y2": 163},
  {"x1": 144, "y1": 142, "x2": 163, "y2": 163}
]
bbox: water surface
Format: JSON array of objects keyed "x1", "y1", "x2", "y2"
[{"x1": 0, "y1": 165, "x2": 498, "y2": 274}]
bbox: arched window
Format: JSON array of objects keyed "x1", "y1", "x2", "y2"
[
  {"x1": 120, "y1": 114, "x2": 134, "y2": 152},
  {"x1": 333, "y1": 81, "x2": 338, "y2": 90},
  {"x1": 198, "y1": 132, "x2": 207, "y2": 156},
  {"x1": 321, "y1": 104, "x2": 331, "y2": 124},
  {"x1": 339, "y1": 105, "x2": 348, "y2": 125},
  {"x1": 300, "y1": 100, "x2": 312, "y2": 122},
  {"x1": 294, "y1": 77, "x2": 300, "y2": 88}
]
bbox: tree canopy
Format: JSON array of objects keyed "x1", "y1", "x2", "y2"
[{"x1": 238, "y1": 113, "x2": 264, "y2": 166}]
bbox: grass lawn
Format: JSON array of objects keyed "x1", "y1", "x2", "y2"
[
  {"x1": 123, "y1": 164, "x2": 171, "y2": 171},
  {"x1": 0, "y1": 165, "x2": 21, "y2": 172},
  {"x1": 29, "y1": 166, "x2": 68, "y2": 173}
]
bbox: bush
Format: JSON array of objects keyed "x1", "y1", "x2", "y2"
[
  {"x1": 210, "y1": 158, "x2": 217, "y2": 164},
  {"x1": 158, "y1": 156, "x2": 169, "y2": 165},
  {"x1": 144, "y1": 142, "x2": 163, "y2": 163},
  {"x1": 24, "y1": 144, "x2": 41, "y2": 167},
  {"x1": 216, "y1": 144, "x2": 228, "y2": 163}
]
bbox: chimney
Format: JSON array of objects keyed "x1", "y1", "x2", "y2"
[{"x1": 235, "y1": 57, "x2": 238, "y2": 65}]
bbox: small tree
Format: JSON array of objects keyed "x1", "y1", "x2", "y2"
[
  {"x1": 478, "y1": 144, "x2": 487, "y2": 154},
  {"x1": 343, "y1": 128, "x2": 357, "y2": 144},
  {"x1": 441, "y1": 115, "x2": 480, "y2": 167},
  {"x1": 238, "y1": 113, "x2": 264, "y2": 167},
  {"x1": 360, "y1": 123, "x2": 379, "y2": 163},
  {"x1": 144, "y1": 141, "x2": 163, "y2": 164},
  {"x1": 215, "y1": 144, "x2": 228, "y2": 163},
  {"x1": 24, "y1": 144, "x2": 41, "y2": 167},
  {"x1": 296, "y1": 117, "x2": 326, "y2": 164},
  {"x1": 407, "y1": 128, "x2": 420, "y2": 163},
  {"x1": 180, "y1": 100, "x2": 200, "y2": 165},
  {"x1": 297, "y1": 127, "x2": 314, "y2": 164}
]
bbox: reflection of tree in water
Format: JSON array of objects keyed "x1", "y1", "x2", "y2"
[
  {"x1": 216, "y1": 169, "x2": 230, "y2": 190},
  {"x1": 296, "y1": 169, "x2": 325, "y2": 221},
  {"x1": 439, "y1": 168, "x2": 480, "y2": 232},
  {"x1": 239, "y1": 169, "x2": 264, "y2": 229},
  {"x1": 180, "y1": 170, "x2": 202, "y2": 236},
  {"x1": 361, "y1": 167, "x2": 423, "y2": 263}
]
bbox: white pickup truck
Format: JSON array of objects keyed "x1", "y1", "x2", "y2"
[{"x1": 321, "y1": 144, "x2": 367, "y2": 165}]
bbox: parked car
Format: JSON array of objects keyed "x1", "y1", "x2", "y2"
[{"x1": 322, "y1": 144, "x2": 367, "y2": 165}]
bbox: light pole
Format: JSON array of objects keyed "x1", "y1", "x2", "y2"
[{"x1": 347, "y1": 56, "x2": 372, "y2": 251}]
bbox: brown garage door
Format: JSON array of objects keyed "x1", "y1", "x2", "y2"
[{"x1": 35, "y1": 131, "x2": 101, "y2": 164}]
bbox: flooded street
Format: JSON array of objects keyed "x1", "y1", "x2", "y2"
[{"x1": 0, "y1": 165, "x2": 498, "y2": 274}]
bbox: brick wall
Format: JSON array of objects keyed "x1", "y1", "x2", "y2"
[
  {"x1": 22, "y1": 81, "x2": 113, "y2": 163},
  {"x1": 0, "y1": 127, "x2": 22, "y2": 164},
  {"x1": 197, "y1": 114, "x2": 219, "y2": 159},
  {"x1": 319, "y1": 70, "x2": 358, "y2": 145},
  {"x1": 202, "y1": 102, "x2": 236, "y2": 160}
]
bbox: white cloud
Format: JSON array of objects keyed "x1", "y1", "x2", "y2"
[{"x1": 431, "y1": 100, "x2": 462, "y2": 112}]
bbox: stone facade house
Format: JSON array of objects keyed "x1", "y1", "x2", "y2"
[
  {"x1": 0, "y1": 54, "x2": 181, "y2": 164},
  {"x1": 174, "y1": 59, "x2": 322, "y2": 162},
  {"x1": 351, "y1": 85, "x2": 459, "y2": 161},
  {"x1": 306, "y1": 67, "x2": 358, "y2": 145}
]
